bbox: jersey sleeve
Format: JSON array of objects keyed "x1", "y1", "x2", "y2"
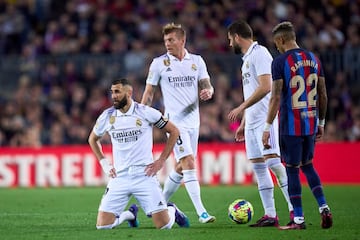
[
  {"x1": 146, "y1": 59, "x2": 161, "y2": 86},
  {"x1": 253, "y1": 47, "x2": 273, "y2": 76},
  {"x1": 271, "y1": 57, "x2": 283, "y2": 81},
  {"x1": 143, "y1": 105, "x2": 168, "y2": 128},
  {"x1": 92, "y1": 110, "x2": 110, "y2": 137}
]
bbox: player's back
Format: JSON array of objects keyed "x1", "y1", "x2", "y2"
[{"x1": 272, "y1": 48, "x2": 324, "y2": 136}]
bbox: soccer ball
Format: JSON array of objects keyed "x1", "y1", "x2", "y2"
[{"x1": 228, "y1": 199, "x2": 254, "y2": 224}]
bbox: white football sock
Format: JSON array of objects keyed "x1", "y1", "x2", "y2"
[
  {"x1": 253, "y1": 162, "x2": 276, "y2": 218},
  {"x1": 267, "y1": 157, "x2": 293, "y2": 212},
  {"x1": 163, "y1": 170, "x2": 183, "y2": 202},
  {"x1": 161, "y1": 206, "x2": 176, "y2": 229},
  {"x1": 183, "y1": 169, "x2": 206, "y2": 216},
  {"x1": 111, "y1": 210, "x2": 135, "y2": 228}
]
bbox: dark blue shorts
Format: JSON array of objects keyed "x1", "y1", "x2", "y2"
[{"x1": 279, "y1": 134, "x2": 316, "y2": 166}]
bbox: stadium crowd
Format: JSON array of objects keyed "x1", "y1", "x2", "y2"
[{"x1": 0, "y1": 0, "x2": 360, "y2": 147}]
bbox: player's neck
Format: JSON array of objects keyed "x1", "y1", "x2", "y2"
[
  {"x1": 242, "y1": 39, "x2": 253, "y2": 55},
  {"x1": 284, "y1": 41, "x2": 300, "y2": 52},
  {"x1": 172, "y1": 49, "x2": 186, "y2": 61}
]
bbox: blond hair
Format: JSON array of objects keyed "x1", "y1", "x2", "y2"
[{"x1": 162, "y1": 23, "x2": 186, "y2": 38}]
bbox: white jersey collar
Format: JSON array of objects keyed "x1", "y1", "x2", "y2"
[
  {"x1": 167, "y1": 49, "x2": 191, "y2": 61},
  {"x1": 242, "y1": 41, "x2": 258, "y2": 60}
]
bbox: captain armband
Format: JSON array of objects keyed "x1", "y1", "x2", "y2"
[{"x1": 155, "y1": 116, "x2": 169, "y2": 129}]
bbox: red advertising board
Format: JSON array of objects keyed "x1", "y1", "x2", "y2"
[{"x1": 0, "y1": 142, "x2": 358, "y2": 187}]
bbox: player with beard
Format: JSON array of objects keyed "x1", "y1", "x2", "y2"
[
  {"x1": 227, "y1": 20, "x2": 294, "y2": 227},
  {"x1": 88, "y1": 78, "x2": 190, "y2": 229}
]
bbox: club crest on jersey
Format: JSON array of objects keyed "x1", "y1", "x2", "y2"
[
  {"x1": 246, "y1": 61, "x2": 249, "y2": 69},
  {"x1": 164, "y1": 59, "x2": 170, "y2": 66},
  {"x1": 191, "y1": 64, "x2": 197, "y2": 71},
  {"x1": 109, "y1": 116, "x2": 115, "y2": 124},
  {"x1": 136, "y1": 119, "x2": 142, "y2": 127}
]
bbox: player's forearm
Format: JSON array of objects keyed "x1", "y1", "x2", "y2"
[
  {"x1": 141, "y1": 85, "x2": 155, "y2": 106},
  {"x1": 317, "y1": 78, "x2": 328, "y2": 120},
  {"x1": 266, "y1": 95, "x2": 280, "y2": 125},
  {"x1": 159, "y1": 126, "x2": 179, "y2": 162},
  {"x1": 88, "y1": 133, "x2": 105, "y2": 160}
]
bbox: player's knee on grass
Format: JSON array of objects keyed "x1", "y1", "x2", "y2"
[
  {"x1": 96, "y1": 211, "x2": 116, "y2": 228},
  {"x1": 152, "y1": 209, "x2": 171, "y2": 229}
]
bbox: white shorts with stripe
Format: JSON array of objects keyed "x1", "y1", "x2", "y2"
[{"x1": 98, "y1": 166, "x2": 167, "y2": 216}]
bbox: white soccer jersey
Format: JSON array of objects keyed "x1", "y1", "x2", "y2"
[
  {"x1": 241, "y1": 42, "x2": 273, "y2": 129},
  {"x1": 146, "y1": 50, "x2": 210, "y2": 128},
  {"x1": 93, "y1": 101, "x2": 166, "y2": 172}
]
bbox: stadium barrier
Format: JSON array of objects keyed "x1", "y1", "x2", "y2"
[{"x1": 0, "y1": 142, "x2": 358, "y2": 187}]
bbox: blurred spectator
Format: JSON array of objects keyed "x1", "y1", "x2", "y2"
[{"x1": 0, "y1": 0, "x2": 359, "y2": 146}]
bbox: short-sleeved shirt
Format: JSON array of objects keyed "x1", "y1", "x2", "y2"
[
  {"x1": 241, "y1": 42, "x2": 273, "y2": 129},
  {"x1": 272, "y1": 48, "x2": 324, "y2": 136},
  {"x1": 93, "y1": 101, "x2": 167, "y2": 171},
  {"x1": 146, "y1": 50, "x2": 210, "y2": 128}
]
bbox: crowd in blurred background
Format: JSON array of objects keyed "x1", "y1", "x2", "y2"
[{"x1": 0, "y1": 0, "x2": 360, "y2": 147}]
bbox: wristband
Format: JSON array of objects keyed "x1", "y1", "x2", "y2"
[
  {"x1": 99, "y1": 158, "x2": 112, "y2": 174},
  {"x1": 264, "y1": 122, "x2": 271, "y2": 132},
  {"x1": 318, "y1": 119, "x2": 325, "y2": 127}
]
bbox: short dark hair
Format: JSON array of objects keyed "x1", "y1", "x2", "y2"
[
  {"x1": 272, "y1": 21, "x2": 296, "y2": 41},
  {"x1": 227, "y1": 20, "x2": 253, "y2": 39},
  {"x1": 112, "y1": 78, "x2": 131, "y2": 86}
]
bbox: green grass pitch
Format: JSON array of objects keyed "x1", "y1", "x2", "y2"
[{"x1": 0, "y1": 185, "x2": 359, "y2": 240}]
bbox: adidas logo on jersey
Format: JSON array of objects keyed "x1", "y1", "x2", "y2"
[
  {"x1": 166, "y1": 67, "x2": 172, "y2": 72},
  {"x1": 158, "y1": 201, "x2": 164, "y2": 206}
]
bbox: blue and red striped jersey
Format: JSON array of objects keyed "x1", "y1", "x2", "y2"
[{"x1": 272, "y1": 48, "x2": 324, "y2": 136}]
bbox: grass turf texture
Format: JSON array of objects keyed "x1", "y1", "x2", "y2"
[{"x1": 0, "y1": 185, "x2": 358, "y2": 240}]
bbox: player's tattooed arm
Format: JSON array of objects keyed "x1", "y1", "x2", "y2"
[
  {"x1": 141, "y1": 84, "x2": 157, "y2": 106},
  {"x1": 266, "y1": 79, "x2": 283, "y2": 125},
  {"x1": 317, "y1": 76, "x2": 327, "y2": 121},
  {"x1": 199, "y1": 78, "x2": 214, "y2": 101}
]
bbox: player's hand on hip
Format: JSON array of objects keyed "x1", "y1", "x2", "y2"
[
  {"x1": 99, "y1": 158, "x2": 117, "y2": 178},
  {"x1": 145, "y1": 159, "x2": 165, "y2": 177}
]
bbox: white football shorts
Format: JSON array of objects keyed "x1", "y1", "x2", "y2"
[
  {"x1": 98, "y1": 166, "x2": 167, "y2": 216},
  {"x1": 172, "y1": 127, "x2": 199, "y2": 162},
  {"x1": 245, "y1": 121, "x2": 280, "y2": 160}
]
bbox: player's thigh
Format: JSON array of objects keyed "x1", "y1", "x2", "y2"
[
  {"x1": 280, "y1": 135, "x2": 303, "y2": 166},
  {"x1": 245, "y1": 128, "x2": 263, "y2": 159},
  {"x1": 301, "y1": 135, "x2": 315, "y2": 165},
  {"x1": 132, "y1": 174, "x2": 167, "y2": 216},
  {"x1": 97, "y1": 177, "x2": 130, "y2": 222},
  {"x1": 173, "y1": 128, "x2": 194, "y2": 162}
]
